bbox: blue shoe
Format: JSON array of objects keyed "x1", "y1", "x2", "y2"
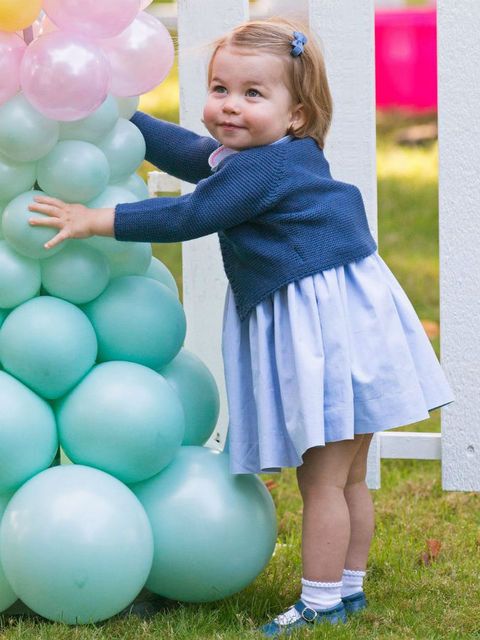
[
  {"x1": 342, "y1": 591, "x2": 367, "y2": 614},
  {"x1": 260, "y1": 599, "x2": 347, "y2": 637}
]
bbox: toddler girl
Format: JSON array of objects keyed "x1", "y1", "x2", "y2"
[{"x1": 29, "y1": 17, "x2": 454, "y2": 637}]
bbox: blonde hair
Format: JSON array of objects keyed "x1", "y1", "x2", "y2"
[{"x1": 207, "y1": 17, "x2": 333, "y2": 148}]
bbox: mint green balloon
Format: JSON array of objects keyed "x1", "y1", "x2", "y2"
[
  {"x1": 87, "y1": 184, "x2": 137, "y2": 211},
  {"x1": 131, "y1": 446, "x2": 277, "y2": 602},
  {"x1": 82, "y1": 276, "x2": 186, "y2": 370},
  {"x1": 159, "y1": 349, "x2": 220, "y2": 446},
  {"x1": 115, "y1": 96, "x2": 139, "y2": 120},
  {"x1": 86, "y1": 185, "x2": 150, "y2": 275},
  {"x1": 0, "y1": 155, "x2": 36, "y2": 203},
  {"x1": 0, "y1": 205, "x2": 4, "y2": 239},
  {"x1": 0, "y1": 296, "x2": 97, "y2": 400},
  {"x1": 57, "y1": 361, "x2": 185, "y2": 484},
  {"x1": 0, "y1": 493, "x2": 16, "y2": 613},
  {"x1": 37, "y1": 141, "x2": 110, "y2": 204},
  {"x1": 0, "y1": 94, "x2": 59, "y2": 162},
  {"x1": 106, "y1": 241, "x2": 152, "y2": 278},
  {"x1": 0, "y1": 308, "x2": 8, "y2": 330},
  {"x1": 85, "y1": 185, "x2": 138, "y2": 253},
  {"x1": 0, "y1": 465, "x2": 153, "y2": 624},
  {"x1": 0, "y1": 240, "x2": 40, "y2": 308},
  {"x1": 2, "y1": 190, "x2": 66, "y2": 260},
  {"x1": 41, "y1": 241, "x2": 110, "y2": 304},
  {"x1": 112, "y1": 173, "x2": 149, "y2": 200},
  {"x1": 59, "y1": 95, "x2": 119, "y2": 144},
  {"x1": 0, "y1": 371, "x2": 58, "y2": 494},
  {"x1": 145, "y1": 256, "x2": 179, "y2": 297},
  {"x1": 97, "y1": 118, "x2": 146, "y2": 182}
]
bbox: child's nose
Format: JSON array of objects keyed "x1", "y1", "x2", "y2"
[{"x1": 222, "y1": 97, "x2": 241, "y2": 114}]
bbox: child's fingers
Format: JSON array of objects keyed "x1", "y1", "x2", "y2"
[
  {"x1": 44, "y1": 230, "x2": 69, "y2": 250},
  {"x1": 28, "y1": 216, "x2": 63, "y2": 229},
  {"x1": 28, "y1": 202, "x2": 61, "y2": 216},
  {"x1": 33, "y1": 195, "x2": 66, "y2": 208}
]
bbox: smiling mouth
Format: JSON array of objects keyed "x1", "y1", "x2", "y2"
[{"x1": 220, "y1": 123, "x2": 244, "y2": 129}]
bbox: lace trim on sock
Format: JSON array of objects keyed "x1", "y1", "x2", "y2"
[
  {"x1": 343, "y1": 569, "x2": 366, "y2": 576},
  {"x1": 301, "y1": 578, "x2": 342, "y2": 588}
]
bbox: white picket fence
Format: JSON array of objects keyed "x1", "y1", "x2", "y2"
[{"x1": 147, "y1": 0, "x2": 479, "y2": 492}]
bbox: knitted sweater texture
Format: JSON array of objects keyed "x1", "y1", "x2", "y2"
[{"x1": 115, "y1": 112, "x2": 378, "y2": 320}]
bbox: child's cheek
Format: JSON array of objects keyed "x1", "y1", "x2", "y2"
[{"x1": 202, "y1": 101, "x2": 216, "y2": 131}]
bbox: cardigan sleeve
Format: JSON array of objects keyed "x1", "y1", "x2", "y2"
[
  {"x1": 114, "y1": 145, "x2": 287, "y2": 243},
  {"x1": 131, "y1": 111, "x2": 220, "y2": 184}
]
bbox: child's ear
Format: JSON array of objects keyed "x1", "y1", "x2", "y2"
[{"x1": 289, "y1": 104, "x2": 307, "y2": 133}]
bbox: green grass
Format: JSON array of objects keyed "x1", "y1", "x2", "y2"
[{"x1": 2, "y1": 458, "x2": 479, "y2": 639}]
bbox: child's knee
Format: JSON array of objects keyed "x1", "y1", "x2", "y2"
[{"x1": 345, "y1": 434, "x2": 374, "y2": 485}]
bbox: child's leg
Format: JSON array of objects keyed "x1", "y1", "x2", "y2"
[
  {"x1": 343, "y1": 433, "x2": 375, "y2": 572},
  {"x1": 261, "y1": 438, "x2": 367, "y2": 627},
  {"x1": 295, "y1": 435, "x2": 367, "y2": 582}
]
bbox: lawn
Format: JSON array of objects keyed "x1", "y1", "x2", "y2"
[{"x1": 2, "y1": 23, "x2": 476, "y2": 640}]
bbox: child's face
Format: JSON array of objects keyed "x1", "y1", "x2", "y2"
[{"x1": 203, "y1": 46, "x2": 303, "y2": 150}]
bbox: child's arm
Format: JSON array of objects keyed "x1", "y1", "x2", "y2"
[
  {"x1": 131, "y1": 112, "x2": 219, "y2": 184},
  {"x1": 28, "y1": 147, "x2": 287, "y2": 248}
]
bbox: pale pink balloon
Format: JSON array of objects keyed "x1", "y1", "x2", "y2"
[
  {"x1": 101, "y1": 13, "x2": 174, "y2": 97},
  {"x1": 20, "y1": 32, "x2": 111, "y2": 122},
  {"x1": 0, "y1": 33, "x2": 27, "y2": 105},
  {"x1": 43, "y1": 0, "x2": 141, "y2": 39}
]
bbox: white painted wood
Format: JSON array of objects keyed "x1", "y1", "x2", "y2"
[
  {"x1": 380, "y1": 432, "x2": 441, "y2": 460},
  {"x1": 267, "y1": 0, "x2": 308, "y2": 22},
  {"x1": 149, "y1": 0, "x2": 307, "y2": 26},
  {"x1": 366, "y1": 433, "x2": 381, "y2": 489},
  {"x1": 367, "y1": 432, "x2": 441, "y2": 489},
  {"x1": 309, "y1": 0, "x2": 378, "y2": 240},
  {"x1": 177, "y1": 0, "x2": 249, "y2": 451},
  {"x1": 437, "y1": 0, "x2": 480, "y2": 491},
  {"x1": 148, "y1": 171, "x2": 181, "y2": 196},
  {"x1": 310, "y1": 0, "x2": 382, "y2": 488},
  {"x1": 374, "y1": 0, "x2": 405, "y2": 7}
]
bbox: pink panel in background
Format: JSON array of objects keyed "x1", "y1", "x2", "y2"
[{"x1": 375, "y1": 6, "x2": 437, "y2": 112}]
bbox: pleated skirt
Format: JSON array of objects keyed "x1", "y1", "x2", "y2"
[{"x1": 222, "y1": 251, "x2": 455, "y2": 475}]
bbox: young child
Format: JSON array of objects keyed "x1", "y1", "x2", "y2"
[{"x1": 29, "y1": 17, "x2": 454, "y2": 637}]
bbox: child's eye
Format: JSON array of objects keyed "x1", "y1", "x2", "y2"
[
  {"x1": 212, "y1": 85, "x2": 227, "y2": 94},
  {"x1": 246, "y1": 89, "x2": 261, "y2": 98}
]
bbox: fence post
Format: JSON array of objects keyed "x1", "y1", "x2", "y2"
[
  {"x1": 176, "y1": 0, "x2": 249, "y2": 450},
  {"x1": 309, "y1": 0, "x2": 379, "y2": 486},
  {"x1": 437, "y1": 0, "x2": 480, "y2": 491}
]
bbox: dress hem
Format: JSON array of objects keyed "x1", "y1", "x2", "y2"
[{"x1": 228, "y1": 397, "x2": 455, "y2": 476}]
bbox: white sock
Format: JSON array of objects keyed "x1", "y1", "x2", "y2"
[
  {"x1": 272, "y1": 578, "x2": 343, "y2": 627},
  {"x1": 300, "y1": 578, "x2": 343, "y2": 610},
  {"x1": 340, "y1": 569, "x2": 366, "y2": 597}
]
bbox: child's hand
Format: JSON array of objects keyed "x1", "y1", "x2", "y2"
[{"x1": 28, "y1": 196, "x2": 114, "y2": 249}]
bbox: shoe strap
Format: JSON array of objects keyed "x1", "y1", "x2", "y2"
[{"x1": 293, "y1": 600, "x2": 317, "y2": 622}]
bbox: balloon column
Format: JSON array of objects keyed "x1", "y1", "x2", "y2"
[{"x1": 0, "y1": 0, "x2": 277, "y2": 626}]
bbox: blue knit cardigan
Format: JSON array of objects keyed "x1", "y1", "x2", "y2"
[{"x1": 115, "y1": 112, "x2": 377, "y2": 320}]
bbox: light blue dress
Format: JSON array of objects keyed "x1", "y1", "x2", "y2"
[{"x1": 210, "y1": 141, "x2": 455, "y2": 475}]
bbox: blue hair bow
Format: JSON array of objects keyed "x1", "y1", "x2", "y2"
[{"x1": 290, "y1": 31, "x2": 307, "y2": 57}]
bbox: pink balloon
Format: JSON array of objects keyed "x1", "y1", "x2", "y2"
[
  {"x1": 0, "y1": 33, "x2": 27, "y2": 105},
  {"x1": 43, "y1": 0, "x2": 141, "y2": 39},
  {"x1": 20, "y1": 32, "x2": 110, "y2": 122},
  {"x1": 101, "y1": 13, "x2": 174, "y2": 97}
]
